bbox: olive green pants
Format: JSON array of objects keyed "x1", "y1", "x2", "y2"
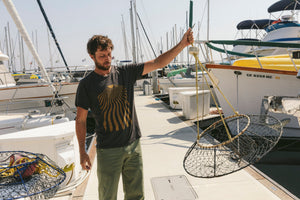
[{"x1": 96, "y1": 139, "x2": 144, "y2": 200}]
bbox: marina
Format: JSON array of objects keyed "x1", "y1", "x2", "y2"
[{"x1": 0, "y1": 0, "x2": 299, "y2": 199}]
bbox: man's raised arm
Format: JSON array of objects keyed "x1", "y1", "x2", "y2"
[{"x1": 142, "y1": 28, "x2": 194, "y2": 75}]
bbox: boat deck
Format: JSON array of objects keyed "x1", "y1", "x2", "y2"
[{"x1": 78, "y1": 91, "x2": 296, "y2": 200}]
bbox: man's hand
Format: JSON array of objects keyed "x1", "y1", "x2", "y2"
[
  {"x1": 80, "y1": 151, "x2": 91, "y2": 171},
  {"x1": 181, "y1": 28, "x2": 194, "y2": 47}
]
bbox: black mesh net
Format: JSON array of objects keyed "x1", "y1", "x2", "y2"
[
  {"x1": 183, "y1": 114, "x2": 283, "y2": 178},
  {"x1": 0, "y1": 151, "x2": 66, "y2": 199}
]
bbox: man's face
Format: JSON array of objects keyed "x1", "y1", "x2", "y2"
[{"x1": 91, "y1": 48, "x2": 112, "y2": 71}]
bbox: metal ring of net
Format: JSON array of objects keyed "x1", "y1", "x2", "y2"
[
  {"x1": 197, "y1": 114, "x2": 250, "y2": 148},
  {"x1": 183, "y1": 114, "x2": 283, "y2": 178},
  {"x1": 0, "y1": 151, "x2": 66, "y2": 199}
]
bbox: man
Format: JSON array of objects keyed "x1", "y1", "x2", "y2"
[{"x1": 75, "y1": 28, "x2": 194, "y2": 200}]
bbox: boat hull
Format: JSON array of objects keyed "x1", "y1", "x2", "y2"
[
  {"x1": 158, "y1": 78, "x2": 210, "y2": 94},
  {"x1": 206, "y1": 64, "x2": 300, "y2": 138},
  {"x1": 0, "y1": 82, "x2": 78, "y2": 114}
]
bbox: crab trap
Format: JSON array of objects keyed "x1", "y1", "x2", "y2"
[
  {"x1": 183, "y1": 45, "x2": 284, "y2": 178},
  {"x1": 183, "y1": 114, "x2": 283, "y2": 178},
  {"x1": 0, "y1": 151, "x2": 66, "y2": 199}
]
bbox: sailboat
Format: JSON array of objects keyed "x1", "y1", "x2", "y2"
[
  {"x1": 203, "y1": 0, "x2": 300, "y2": 138},
  {"x1": 0, "y1": 1, "x2": 80, "y2": 116},
  {"x1": 0, "y1": 0, "x2": 95, "y2": 198}
]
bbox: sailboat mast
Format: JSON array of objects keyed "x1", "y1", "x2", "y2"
[
  {"x1": 2, "y1": 0, "x2": 54, "y2": 91},
  {"x1": 18, "y1": 32, "x2": 25, "y2": 73},
  {"x1": 6, "y1": 23, "x2": 14, "y2": 71},
  {"x1": 130, "y1": 0, "x2": 136, "y2": 63},
  {"x1": 4, "y1": 26, "x2": 11, "y2": 72},
  {"x1": 207, "y1": 0, "x2": 210, "y2": 41},
  {"x1": 47, "y1": 28, "x2": 54, "y2": 71},
  {"x1": 121, "y1": 15, "x2": 129, "y2": 61},
  {"x1": 133, "y1": 0, "x2": 140, "y2": 63},
  {"x1": 206, "y1": 0, "x2": 210, "y2": 62},
  {"x1": 36, "y1": 0, "x2": 69, "y2": 72}
]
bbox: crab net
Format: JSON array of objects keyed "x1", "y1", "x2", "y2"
[
  {"x1": 0, "y1": 151, "x2": 66, "y2": 199},
  {"x1": 183, "y1": 114, "x2": 283, "y2": 178}
]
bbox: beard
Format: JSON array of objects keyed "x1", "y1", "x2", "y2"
[{"x1": 95, "y1": 60, "x2": 111, "y2": 71}]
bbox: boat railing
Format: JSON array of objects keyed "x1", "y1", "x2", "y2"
[{"x1": 10, "y1": 65, "x2": 93, "y2": 83}]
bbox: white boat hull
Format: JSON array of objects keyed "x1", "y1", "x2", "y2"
[
  {"x1": 0, "y1": 82, "x2": 78, "y2": 101},
  {"x1": 206, "y1": 64, "x2": 300, "y2": 138},
  {"x1": 0, "y1": 82, "x2": 78, "y2": 114}
]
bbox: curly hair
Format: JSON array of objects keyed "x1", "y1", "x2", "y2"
[{"x1": 87, "y1": 35, "x2": 114, "y2": 55}]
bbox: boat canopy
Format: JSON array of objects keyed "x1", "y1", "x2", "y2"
[
  {"x1": 268, "y1": 0, "x2": 300, "y2": 13},
  {"x1": 167, "y1": 68, "x2": 187, "y2": 78},
  {"x1": 237, "y1": 19, "x2": 276, "y2": 30}
]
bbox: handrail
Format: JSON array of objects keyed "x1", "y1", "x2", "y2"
[
  {"x1": 207, "y1": 40, "x2": 300, "y2": 48},
  {"x1": 203, "y1": 40, "x2": 300, "y2": 58},
  {"x1": 205, "y1": 42, "x2": 258, "y2": 57}
]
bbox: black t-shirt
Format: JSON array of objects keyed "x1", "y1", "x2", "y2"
[{"x1": 75, "y1": 64, "x2": 144, "y2": 148}]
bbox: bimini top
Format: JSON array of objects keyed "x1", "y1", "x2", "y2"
[
  {"x1": 268, "y1": 0, "x2": 300, "y2": 13},
  {"x1": 237, "y1": 19, "x2": 276, "y2": 30}
]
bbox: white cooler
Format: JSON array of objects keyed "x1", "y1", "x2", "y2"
[
  {"x1": 168, "y1": 87, "x2": 199, "y2": 109},
  {"x1": 181, "y1": 90, "x2": 210, "y2": 119}
]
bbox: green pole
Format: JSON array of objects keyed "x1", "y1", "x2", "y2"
[{"x1": 189, "y1": 0, "x2": 193, "y2": 28}]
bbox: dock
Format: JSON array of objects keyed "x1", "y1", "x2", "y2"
[{"x1": 78, "y1": 91, "x2": 296, "y2": 200}]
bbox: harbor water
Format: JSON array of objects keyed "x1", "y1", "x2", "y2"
[{"x1": 254, "y1": 138, "x2": 300, "y2": 198}]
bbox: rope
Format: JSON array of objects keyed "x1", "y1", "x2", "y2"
[
  {"x1": 190, "y1": 44, "x2": 242, "y2": 143},
  {"x1": 0, "y1": 157, "x2": 37, "y2": 178},
  {"x1": 0, "y1": 154, "x2": 71, "y2": 179},
  {"x1": 194, "y1": 55, "x2": 200, "y2": 140}
]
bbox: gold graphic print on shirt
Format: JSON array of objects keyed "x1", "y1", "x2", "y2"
[{"x1": 97, "y1": 85, "x2": 131, "y2": 132}]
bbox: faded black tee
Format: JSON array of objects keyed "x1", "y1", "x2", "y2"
[{"x1": 75, "y1": 64, "x2": 144, "y2": 148}]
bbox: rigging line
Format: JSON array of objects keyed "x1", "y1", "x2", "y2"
[
  {"x1": 136, "y1": 12, "x2": 157, "y2": 58},
  {"x1": 192, "y1": 51, "x2": 234, "y2": 141},
  {"x1": 198, "y1": 65, "x2": 232, "y2": 141},
  {"x1": 140, "y1": 36, "x2": 151, "y2": 61},
  {"x1": 198, "y1": 1, "x2": 208, "y2": 30},
  {"x1": 194, "y1": 53, "x2": 238, "y2": 115},
  {"x1": 194, "y1": 57, "x2": 206, "y2": 140},
  {"x1": 139, "y1": 0, "x2": 156, "y2": 42},
  {"x1": 195, "y1": 56, "x2": 200, "y2": 140},
  {"x1": 36, "y1": 0, "x2": 70, "y2": 72},
  {"x1": 201, "y1": 64, "x2": 205, "y2": 123}
]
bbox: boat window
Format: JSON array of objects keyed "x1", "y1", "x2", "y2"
[{"x1": 292, "y1": 51, "x2": 300, "y2": 59}]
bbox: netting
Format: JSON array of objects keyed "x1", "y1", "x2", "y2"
[
  {"x1": 183, "y1": 114, "x2": 283, "y2": 178},
  {"x1": 0, "y1": 151, "x2": 66, "y2": 199}
]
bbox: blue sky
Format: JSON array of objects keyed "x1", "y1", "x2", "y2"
[{"x1": 0, "y1": 0, "x2": 282, "y2": 70}]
